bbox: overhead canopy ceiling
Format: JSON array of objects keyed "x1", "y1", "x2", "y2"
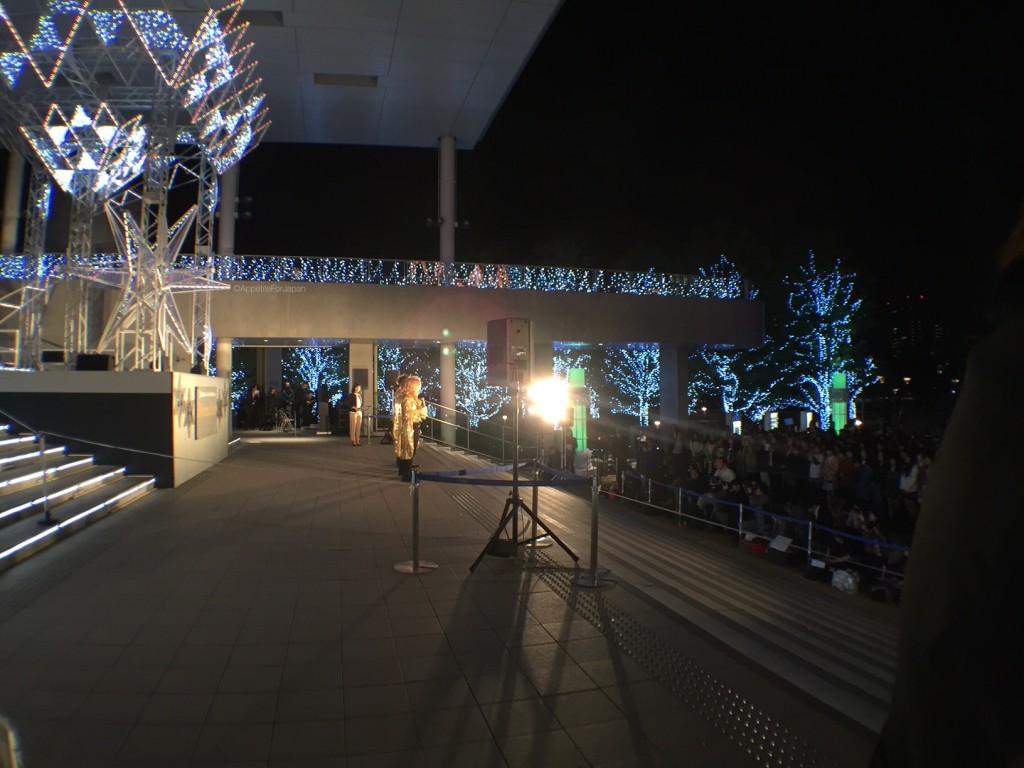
[{"x1": 230, "y1": 0, "x2": 562, "y2": 148}]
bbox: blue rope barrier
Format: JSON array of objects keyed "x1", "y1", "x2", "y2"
[{"x1": 416, "y1": 462, "x2": 591, "y2": 488}]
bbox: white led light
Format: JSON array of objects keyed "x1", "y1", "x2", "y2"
[
  {"x1": 0, "y1": 477, "x2": 153, "y2": 564},
  {"x1": 46, "y1": 125, "x2": 68, "y2": 145},
  {"x1": 0, "y1": 436, "x2": 36, "y2": 448}
]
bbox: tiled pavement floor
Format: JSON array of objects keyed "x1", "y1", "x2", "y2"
[{"x1": 0, "y1": 433, "x2": 882, "y2": 767}]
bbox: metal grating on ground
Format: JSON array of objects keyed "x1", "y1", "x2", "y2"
[{"x1": 449, "y1": 487, "x2": 839, "y2": 768}]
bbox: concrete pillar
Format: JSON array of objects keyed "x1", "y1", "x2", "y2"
[
  {"x1": 265, "y1": 347, "x2": 282, "y2": 391},
  {"x1": 2, "y1": 153, "x2": 25, "y2": 253},
  {"x1": 438, "y1": 134, "x2": 456, "y2": 266},
  {"x1": 659, "y1": 344, "x2": 690, "y2": 426},
  {"x1": 348, "y1": 341, "x2": 376, "y2": 430},
  {"x1": 216, "y1": 338, "x2": 232, "y2": 379},
  {"x1": 218, "y1": 163, "x2": 239, "y2": 257},
  {"x1": 440, "y1": 341, "x2": 456, "y2": 444}
]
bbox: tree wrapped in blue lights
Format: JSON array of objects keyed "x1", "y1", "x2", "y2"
[
  {"x1": 456, "y1": 344, "x2": 509, "y2": 427},
  {"x1": 687, "y1": 256, "x2": 793, "y2": 421},
  {"x1": 375, "y1": 345, "x2": 440, "y2": 415},
  {"x1": 604, "y1": 344, "x2": 660, "y2": 426},
  {"x1": 780, "y1": 252, "x2": 875, "y2": 431},
  {"x1": 690, "y1": 336, "x2": 798, "y2": 420},
  {"x1": 282, "y1": 347, "x2": 347, "y2": 405},
  {"x1": 230, "y1": 360, "x2": 252, "y2": 409},
  {"x1": 689, "y1": 254, "x2": 752, "y2": 300},
  {"x1": 553, "y1": 348, "x2": 599, "y2": 418}
]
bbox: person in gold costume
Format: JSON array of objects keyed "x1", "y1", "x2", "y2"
[{"x1": 394, "y1": 375, "x2": 428, "y2": 481}]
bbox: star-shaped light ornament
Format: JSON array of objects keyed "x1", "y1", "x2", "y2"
[{"x1": 82, "y1": 200, "x2": 228, "y2": 370}]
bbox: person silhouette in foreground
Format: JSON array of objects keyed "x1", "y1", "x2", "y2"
[{"x1": 871, "y1": 211, "x2": 1024, "y2": 767}]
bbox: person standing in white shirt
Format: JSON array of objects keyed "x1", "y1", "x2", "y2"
[{"x1": 348, "y1": 385, "x2": 363, "y2": 446}]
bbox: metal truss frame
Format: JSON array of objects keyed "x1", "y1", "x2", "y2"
[{"x1": 0, "y1": 0, "x2": 268, "y2": 370}]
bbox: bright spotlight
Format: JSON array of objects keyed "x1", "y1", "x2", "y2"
[{"x1": 527, "y1": 378, "x2": 570, "y2": 425}]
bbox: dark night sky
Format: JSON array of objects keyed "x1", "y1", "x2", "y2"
[
  {"x1": 237, "y1": 1, "x2": 1024, "y2": 335},
  {"x1": 186, "y1": 3, "x2": 1024, "y2": 335}
]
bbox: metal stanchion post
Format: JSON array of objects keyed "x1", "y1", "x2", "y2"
[
  {"x1": 647, "y1": 477, "x2": 652, "y2": 504},
  {"x1": 806, "y1": 520, "x2": 814, "y2": 570},
  {"x1": 38, "y1": 432, "x2": 57, "y2": 527},
  {"x1": 529, "y1": 447, "x2": 551, "y2": 555},
  {"x1": 676, "y1": 487, "x2": 683, "y2": 526},
  {"x1": 394, "y1": 470, "x2": 438, "y2": 574},
  {"x1": 574, "y1": 472, "x2": 614, "y2": 588},
  {"x1": 737, "y1": 504, "x2": 744, "y2": 546},
  {"x1": 529, "y1": 458, "x2": 539, "y2": 561}
]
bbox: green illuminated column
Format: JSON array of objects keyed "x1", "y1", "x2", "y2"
[
  {"x1": 569, "y1": 368, "x2": 587, "y2": 451},
  {"x1": 830, "y1": 372, "x2": 848, "y2": 433}
]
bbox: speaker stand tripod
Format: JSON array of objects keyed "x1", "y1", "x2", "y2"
[
  {"x1": 469, "y1": 477, "x2": 577, "y2": 572},
  {"x1": 469, "y1": 377, "x2": 577, "y2": 572}
]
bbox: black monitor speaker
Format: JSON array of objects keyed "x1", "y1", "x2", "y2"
[
  {"x1": 487, "y1": 318, "x2": 532, "y2": 386},
  {"x1": 75, "y1": 353, "x2": 112, "y2": 371},
  {"x1": 352, "y1": 367, "x2": 369, "y2": 389},
  {"x1": 40, "y1": 350, "x2": 65, "y2": 364}
]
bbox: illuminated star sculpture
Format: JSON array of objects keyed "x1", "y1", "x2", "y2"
[
  {"x1": 81, "y1": 199, "x2": 228, "y2": 372},
  {"x1": 0, "y1": 0, "x2": 269, "y2": 369}
]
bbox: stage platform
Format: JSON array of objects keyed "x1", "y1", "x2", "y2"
[{"x1": 0, "y1": 431, "x2": 896, "y2": 767}]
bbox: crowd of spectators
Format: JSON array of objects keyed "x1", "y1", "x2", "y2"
[{"x1": 607, "y1": 420, "x2": 941, "y2": 583}]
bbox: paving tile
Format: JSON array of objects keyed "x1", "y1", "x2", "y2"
[
  {"x1": 420, "y1": 738, "x2": 509, "y2": 768},
  {"x1": 74, "y1": 691, "x2": 151, "y2": 723},
  {"x1": 564, "y1": 717, "x2": 660, "y2": 766},
  {"x1": 399, "y1": 652, "x2": 463, "y2": 682},
  {"x1": 413, "y1": 704, "x2": 492, "y2": 748},
  {"x1": 284, "y1": 642, "x2": 342, "y2": 666},
  {"x1": 192, "y1": 722, "x2": 273, "y2": 762},
  {"x1": 0, "y1": 438, "x2": 882, "y2": 768},
  {"x1": 495, "y1": 729, "x2": 589, "y2": 768},
  {"x1": 206, "y1": 692, "x2": 279, "y2": 723},
  {"x1": 218, "y1": 666, "x2": 285, "y2": 693},
  {"x1": 117, "y1": 722, "x2": 203, "y2": 762},
  {"x1": 138, "y1": 693, "x2": 214, "y2": 724},
  {"x1": 343, "y1": 713, "x2": 421, "y2": 756},
  {"x1": 340, "y1": 657, "x2": 403, "y2": 688},
  {"x1": 478, "y1": 697, "x2": 560, "y2": 739},
  {"x1": 404, "y1": 677, "x2": 475, "y2": 711},
  {"x1": 270, "y1": 719, "x2": 345, "y2": 760},
  {"x1": 156, "y1": 667, "x2": 224, "y2": 694},
  {"x1": 343, "y1": 683, "x2": 410, "y2": 717},
  {"x1": 275, "y1": 688, "x2": 345, "y2": 722},
  {"x1": 344, "y1": 748, "x2": 427, "y2": 768},
  {"x1": 227, "y1": 643, "x2": 290, "y2": 667},
  {"x1": 47, "y1": 720, "x2": 133, "y2": 760},
  {"x1": 544, "y1": 689, "x2": 624, "y2": 729},
  {"x1": 341, "y1": 637, "x2": 398, "y2": 661}
]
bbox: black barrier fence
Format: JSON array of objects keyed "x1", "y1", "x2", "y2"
[{"x1": 613, "y1": 469, "x2": 908, "y2": 594}]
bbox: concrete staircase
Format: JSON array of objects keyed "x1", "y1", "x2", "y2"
[{"x1": 0, "y1": 423, "x2": 154, "y2": 572}]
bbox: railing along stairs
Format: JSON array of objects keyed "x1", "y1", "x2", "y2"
[{"x1": 0, "y1": 417, "x2": 155, "y2": 572}]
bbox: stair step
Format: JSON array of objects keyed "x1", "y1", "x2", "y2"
[
  {"x1": 0, "y1": 435, "x2": 38, "y2": 456},
  {"x1": 0, "y1": 454, "x2": 95, "y2": 498},
  {"x1": 0, "y1": 475, "x2": 155, "y2": 572},
  {"x1": 0, "y1": 464, "x2": 125, "y2": 529},
  {"x1": 0, "y1": 444, "x2": 66, "y2": 472}
]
